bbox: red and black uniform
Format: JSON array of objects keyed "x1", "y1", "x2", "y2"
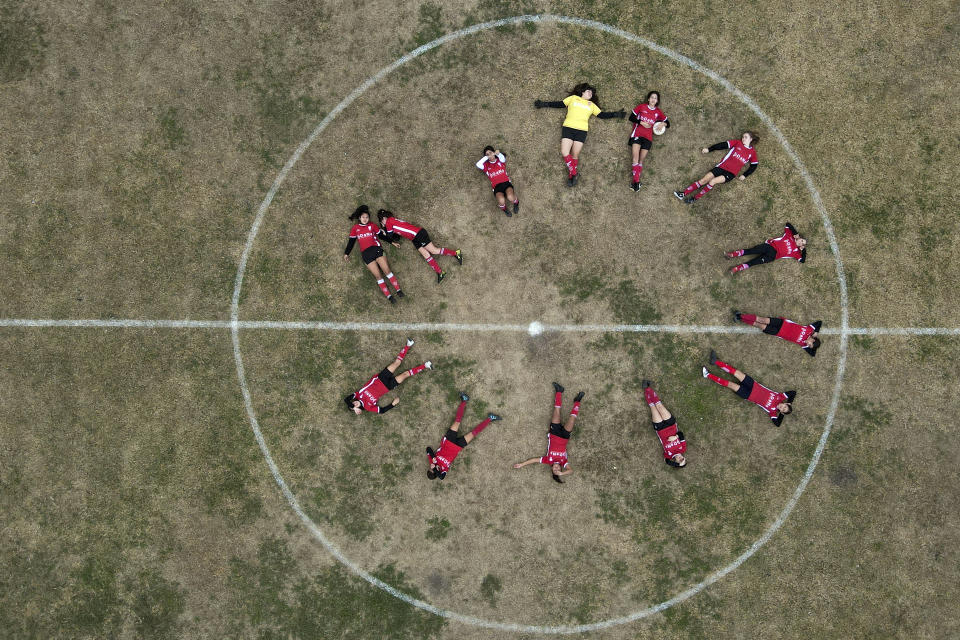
[
  {"x1": 737, "y1": 378, "x2": 796, "y2": 426},
  {"x1": 540, "y1": 423, "x2": 571, "y2": 469},
  {"x1": 729, "y1": 222, "x2": 806, "y2": 271},
  {"x1": 428, "y1": 431, "x2": 467, "y2": 476},
  {"x1": 344, "y1": 222, "x2": 389, "y2": 265},
  {"x1": 476, "y1": 153, "x2": 513, "y2": 194},
  {"x1": 739, "y1": 313, "x2": 822, "y2": 356},
  {"x1": 381, "y1": 215, "x2": 431, "y2": 249},
  {"x1": 712, "y1": 138, "x2": 759, "y2": 180},
  {"x1": 628, "y1": 103, "x2": 669, "y2": 149},
  {"x1": 654, "y1": 418, "x2": 686, "y2": 467},
  {"x1": 344, "y1": 370, "x2": 399, "y2": 414}
]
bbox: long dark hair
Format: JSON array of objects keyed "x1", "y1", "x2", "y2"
[
  {"x1": 552, "y1": 472, "x2": 564, "y2": 484},
  {"x1": 344, "y1": 394, "x2": 357, "y2": 411},
  {"x1": 349, "y1": 204, "x2": 370, "y2": 221},
  {"x1": 376, "y1": 208, "x2": 392, "y2": 224},
  {"x1": 645, "y1": 90, "x2": 661, "y2": 107},
  {"x1": 744, "y1": 131, "x2": 760, "y2": 146},
  {"x1": 569, "y1": 82, "x2": 599, "y2": 108}
]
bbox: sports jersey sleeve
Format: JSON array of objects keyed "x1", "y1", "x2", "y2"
[
  {"x1": 562, "y1": 95, "x2": 574, "y2": 107},
  {"x1": 476, "y1": 157, "x2": 487, "y2": 170},
  {"x1": 659, "y1": 115, "x2": 670, "y2": 128},
  {"x1": 742, "y1": 148, "x2": 759, "y2": 177},
  {"x1": 785, "y1": 222, "x2": 797, "y2": 234},
  {"x1": 629, "y1": 105, "x2": 642, "y2": 123},
  {"x1": 377, "y1": 401, "x2": 396, "y2": 414},
  {"x1": 344, "y1": 236, "x2": 357, "y2": 255},
  {"x1": 708, "y1": 140, "x2": 732, "y2": 152},
  {"x1": 497, "y1": 152, "x2": 506, "y2": 162},
  {"x1": 771, "y1": 412, "x2": 784, "y2": 426}
]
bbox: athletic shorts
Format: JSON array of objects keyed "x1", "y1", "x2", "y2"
[
  {"x1": 377, "y1": 368, "x2": 398, "y2": 390},
  {"x1": 735, "y1": 375, "x2": 754, "y2": 400},
  {"x1": 411, "y1": 228, "x2": 431, "y2": 249},
  {"x1": 561, "y1": 126, "x2": 588, "y2": 143},
  {"x1": 711, "y1": 166, "x2": 737, "y2": 182},
  {"x1": 443, "y1": 428, "x2": 469, "y2": 448},
  {"x1": 492, "y1": 181, "x2": 513, "y2": 195},
  {"x1": 653, "y1": 416, "x2": 677, "y2": 431},
  {"x1": 361, "y1": 245, "x2": 383, "y2": 265},
  {"x1": 548, "y1": 422, "x2": 571, "y2": 439},
  {"x1": 628, "y1": 136, "x2": 652, "y2": 150},
  {"x1": 762, "y1": 317, "x2": 784, "y2": 336}
]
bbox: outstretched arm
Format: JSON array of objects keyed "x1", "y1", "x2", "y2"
[
  {"x1": 703, "y1": 141, "x2": 730, "y2": 153},
  {"x1": 343, "y1": 236, "x2": 357, "y2": 257},
  {"x1": 534, "y1": 99, "x2": 565, "y2": 108},
  {"x1": 597, "y1": 109, "x2": 627, "y2": 119},
  {"x1": 513, "y1": 457, "x2": 540, "y2": 468}
]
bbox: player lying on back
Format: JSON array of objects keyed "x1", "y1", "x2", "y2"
[
  {"x1": 475, "y1": 146, "x2": 520, "y2": 216},
  {"x1": 734, "y1": 311, "x2": 822, "y2": 356},
  {"x1": 674, "y1": 131, "x2": 758, "y2": 203},
  {"x1": 643, "y1": 380, "x2": 686, "y2": 467},
  {"x1": 726, "y1": 222, "x2": 807, "y2": 274},
  {"x1": 377, "y1": 209, "x2": 462, "y2": 284},
  {"x1": 702, "y1": 350, "x2": 795, "y2": 427},
  {"x1": 513, "y1": 382, "x2": 584, "y2": 483},
  {"x1": 343, "y1": 205, "x2": 403, "y2": 304},
  {"x1": 343, "y1": 338, "x2": 432, "y2": 415},
  {"x1": 627, "y1": 90, "x2": 670, "y2": 191},
  {"x1": 426, "y1": 391, "x2": 501, "y2": 480}
]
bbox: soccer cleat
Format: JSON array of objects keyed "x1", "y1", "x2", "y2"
[
  {"x1": 395, "y1": 290, "x2": 405, "y2": 298},
  {"x1": 505, "y1": 208, "x2": 512, "y2": 217},
  {"x1": 733, "y1": 309, "x2": 742, "y2": 321},
  {"x1": 459, "y1": 391, "x2": 469, "y2": 402},
  {"x1": 552, "y1": 381, "x2": 564, "y2": 393},
  {"x1": 406, "y1": 338, "x2": 415, "y2": 347},
  {"x1": 513, "y1": 201, "x2": 520, "y2": 215},
  {"x1": 437, "y1": 270, "x2": 446, "y2": 284},
  {"x1": 455, "y1": 249, "x2": 463, "y2": 265},
  {"x1": 642, "y1": 379, "x2": 652, "y2": 388},
  {"x1": 673, "y1": 190, "x2": 684, "y2": 200},
  {"x1": 488, "y1": 413, "x2": 502, "y2": 421},
  {"x1": 387, "y1": 295, "x2": 396, "y2": 304},
  {"x1": 573, "y1": 391, "x2": 585, "y2": 402},
  {"x1": 567, "y1": 174, "x2": 578, "y2": 187},
  {"x1": 709, "y1": 350, "x2": 718, "y2": 366},
  {"x1": 631, "y1": 182, "x2": 641, "y2": 192},
  {"x1": 701, "y1": 366, "x2": 709, "y2": 378},
  {"x1": 730, "y1": 264, "x2": 747, "y2": 275},
  {"x1": 424, "y1": 361, "x2": 433, "y2": 370}
]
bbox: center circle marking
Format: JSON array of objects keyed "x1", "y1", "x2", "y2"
[{"x1": 229, "y1": 14, "x2": 850, "y2": 634}]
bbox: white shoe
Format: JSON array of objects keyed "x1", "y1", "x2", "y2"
[
  {"x1": 424, "y1": 361, "x2": 433, "y2": 370},
  {"x1": 406, "y1": 338, "x2": 415, "y2": 347},
  {"x1": 701, "y1": 366, "x2": 709, "y2": 378}
]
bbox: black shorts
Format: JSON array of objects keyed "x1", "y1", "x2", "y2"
[
  {"x1": 548, "y1": 422, "x2": 571, "y2": 439},
  {"x1": 653, "y1": 416, "x2": 677, "y2": 431},
  {"x1": 561, "y1": 126, "x2": 588, "y2": 143},
  {"x1": 377, "y1": 368, "x2": 398, "y2": 390},
  {"x1": 444, "y1": 428, "x2": 468, "y2": 448},
  {"x1": 628, "y1": 136, "x2": 652, "y2": 150},
  {"x1": 411, "y1": 228, "x2": 431, "y2": 249},
  {"x1": 492, "y1": 181, "x2": 514, "y2": 195},
  {"x1": 735, "y1": 375, "x2": 754, "y2": 400},
  {"x1": 762, "y1": 317, "x2": 784, "y2": 336},
  {"x1": 711, "y1": 166, "x2": 737, "y2": 182},
  {"x1": 361, "y1": 245, "x2": 383, "y2": 265}
]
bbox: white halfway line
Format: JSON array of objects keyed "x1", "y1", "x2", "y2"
[{"x1": 1, "y1": 317, "x2": 959, "y2": 336}]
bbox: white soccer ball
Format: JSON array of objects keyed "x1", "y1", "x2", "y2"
[{"x1": 653, "y1": 121, "x2": 667, "y2": 136}]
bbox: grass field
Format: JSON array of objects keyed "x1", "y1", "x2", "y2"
[{"x1": 2, "y1": 1, "x2": 960, "y2": 638}]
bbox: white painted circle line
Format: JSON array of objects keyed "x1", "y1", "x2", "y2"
[{"x1": 227, "y1": 14, "x2": 849, "y2": 634}]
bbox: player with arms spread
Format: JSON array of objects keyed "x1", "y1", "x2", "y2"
[
  {"x1": 343, "y1": 205, "x2": 403, "y2": 303},
  {"x1": 426, "y1": 392, "x2": 501, "y2": 480},
  {"x1": 376, "y1": 209, "x2": 462, "y2": 284},
  {"x1": 726, "y1": 222, "x2": 807, "y2": 275},
  {"x1": 534, "y1": 82, "x2": 626, "y2": 186},
  {"x1": 343, "y1": 338, "x2": 432, "y2": 415},
  {"x1": 475, "y1": 146, "x2": 520, "y2": 216},
  {"x1": 734, "y1": 311, "x2": 823, "y2": 357},
  {"x1": 627, "y1": 90, "x2": 670, "y2": 191},
  {"x1": 643, "y1": 380, "x2": 686, "y2": 467},
  {"x1": 701, "y1": 350, "x2": 796, "y2": 427},
  {"x1": 674, "y1": 131, "x2": 759, "y2": 203},
  {"x1": 513, "y1": 382, "x2": 584, "y2": 483}
]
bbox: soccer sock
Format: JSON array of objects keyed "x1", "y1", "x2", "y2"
[
  {"x1": 439, "y1": 248, "x2": 457, "y2": 256},
  {"x1": 570, "y1": 401, "x2": 581, "y2": 417},
  {"x1": 738, "y1": 312, "x2": 757, "y2": 326},
  {"x1": 554, "y1": 391, "x2": 563, "y2": 408},
  {"x1": 694, "y1": 183, "x2": 713, "y2": 200},
  {"x1": 563, "y1": 154, "x2": 573, "y2": 170},
  {"x1": 386, "y1": 272, "x2": 400, "y2": 291},
  {"x1": 683, "y1": 181, "x2": 700, "y2": 196},
  {"x1": 731, "y1": 263, "x2": 749, "y2": 274},
  {"x1": 499, "y1": 202, "x2": 507, "y2": 211},
  {"x1": 512, "y1": 198, "x2": 519, "y2": 205},
  {"x1": 569, "y1": 158, "x2": 579, "y2": 176},
  {"x1": 408, "y1": 363, "x2": 428, "y2": 376},
  {"x1": 470, "y1": 418, "x2": 492, "y2": 437},
  {"x1": 644, "y1": 387, "x2": 660, "y2": 406},
  {"x1": 377, "y1": 279, "x2": 390, "y2": 298},
  {"x1": 728, "y1": 249, "x2": 745, "y2": 257},
  {"x1": 714, "y1": 359, "x2": 737, "y2": 375},
  {"x1": 424, "y1": 255, "x2": 442, "y2": 274},
  {"x1": 454, "y1": 400, "x2": 467, "y2": 424},
  {"x1": 706, "y1": 372, "x2": 730, "y2": 388},
  {"x1": 396, "y1": 343, "x2": 410, "y2": 361},
  {"x1": 632, "y1": 163, "x2": 642, "y2": 182}
]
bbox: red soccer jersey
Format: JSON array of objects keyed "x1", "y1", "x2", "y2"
[
  {"x1": 349, "y1": 222, "x2": 384, "y2": 251},
  {"x1": 776, "y1": 318, "x2": 816, "y2": 346},
  {"x1": 477, "y1": 154, "x2": 511, "y2": 188},
  {"x1": 746, "y1": 381, "x2": 788, "y2": 420},
  {"x1": 716, "y1": 139, "x2": 758, "y2": 175},
  {"x1": 630, "y1": 103, "x2": 667, "y2": 140},
  {"x1": 381, "y1": 216, "x2": 421, "y2": 241},
  {"x1": 766, "y1": 226, "x2": 804, "y2": 261},
  {"x1": 655, "y1": 422, "x2": 687, "y2": 460},
  {"x1": 540, "y1": 433, "x2": 570, "y2": 468},
  {"x1": 354, "y1": 374, "x2": 389, "y2": 413},
  {"x1": 431, "y1": 437, "x2": 464, "y2": 474}
]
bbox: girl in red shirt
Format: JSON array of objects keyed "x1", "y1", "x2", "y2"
[
  {"x1": 627, "y1": 90, "x2": 669, "y2": 191},
  {"x1": 426, "y1": 391, "x2": 501, "y2": 480},
  {"x1": 376, "y1": 210, "x2": 462, "y2": 284},
  {"x1": 701, "y1": 350, "x2": 796, "y2": 427},
  {"x1": 726, "y1": 222, "x2": 807, "y2": 275},
  {"x1": 734, "y1": 312, "x2": 822, "y2": 356},
  {"x1": 513, "y1": 382, "x2": 584, "y2": 483},
  {"x1": 674, "y1": 131, "x2": 759, "y2": 203},
  {"x1": 343, "y1": 205, "x2": 403, "y2": 303},
  {"x1": 643, "y1": 380, "x2": 686, "y2": 468},
  {"x1": 476, "y1": 146, "x2": 520, "y2": 216},
  {"x1": 343, "y1": 338, "x2": 432, "y2": 415}
]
